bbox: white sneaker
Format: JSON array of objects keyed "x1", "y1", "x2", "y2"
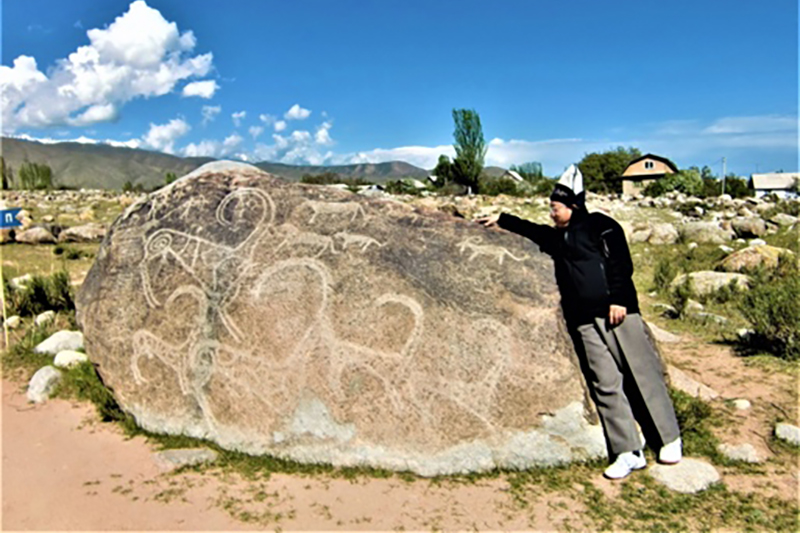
[
  {"x1": 604, "y1": 451, "x2": 647, "y2": 479},
  {"x1": 659, "y1": 437, "x2": 682, "y2": 464}
]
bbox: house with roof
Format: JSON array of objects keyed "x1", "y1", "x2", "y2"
[
  {"x1": 500, "y1": 170, "x2": 525, "y2": 182},
  {"x1": 620, "y1": 154, "x2": 678, "y2": 195},
  {"x1": 750, "y1": 173, "x2": 799, "y2": 199}
]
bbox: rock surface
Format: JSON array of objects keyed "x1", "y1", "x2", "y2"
[
  {"x1": 34, "y1": 311, "x2": 56, "y2": 327},
  {"x1": 77, "y1": 162, "x2": 606, "y2": 476},
  {"x1": 731, "y1": 217, "x2": 767, "y2": 238},
  {"x1": 4, "y1": 315, "x2": 21, "y2": 329},
  {"x1": 670, "y1": 271, "x2": 749, "y2": 297},
  {"x1": 34, "y1": 330, "x2": 85, "y2": 355},
  {"x1": 679, "y1": 222, "x2": 734, "y2": 244},
  {"x1": 54, "y1": 350, "x2": 89, "y2": 368},
  {"x1": 14, "y1": 226, "x2": 57, "y2": 244},
  {"x1": 719, "y1": 245, "x2": 794, "y2": 273},
  {"x1": 667, "y1": 365, "x2": 719, "y2": 401},
  {"x1": 718, "y1": 443, "x2": 761, "y2": 463},
  {"x1": 775, "y1": 423, "x2": 800, "y2": 446},
  {"x1": 27, "y1": 366, "x2": 63, "y2": 403},
  {"x1": 647, "y1": 223, "x2": 679, "y2": 245},
  {"x1": 645, "y1": 321, "x2": 682, "y2": 343},
  {"x1": 648, "y1": 458, "x2": 721, "y2": 493},
  {"x1": 58, "y1": 223, "x2": 107, "y2": 243},
  {"x1": 152, "y1": 448, "x2": 219, "y2": 473}
]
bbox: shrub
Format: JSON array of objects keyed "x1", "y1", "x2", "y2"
[
  {"x1": 738, "y1": 256, "x2": 800, "y2": 360},
  {"x1": 4, "y1": 271, "x2": 75, "y2": 317},
  {"x1": 479, "y1": 177, "x2": 522, "y2": 197},
  {"x1": 644, "y1": 169, "x2": 704, "y2": 197},
  {"x1": 652, "y1": 258, "x2": 676, "y2": 293},
  {"x1": 668, "y1": 275, "x2": 694, "y2": 319}
]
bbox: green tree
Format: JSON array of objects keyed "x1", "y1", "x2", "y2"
[
  {"x1": 0, "y1": 157, "x2": 12, "y2": 190},
  {"x1": 577, "y1": 146, "x2": 642, "y2": 194},
  {"x1": 165, "y1": 171, "x2": 178, "y2": 185},
  {"x1": 431, "y1": 155, "x2": 454, "y2": 186},
  {"x1": 451, "y1": 108, "x2": 487, "y2": 194},
  {"x1": 644, "y1": 168, "x2": 703, "y2": 197},
  {"x1": 18, "y1": 161, "x2": 53, "y2": 190},
  {"x1": 510, "y1": 161, "x2": 543, "y2": 181}
]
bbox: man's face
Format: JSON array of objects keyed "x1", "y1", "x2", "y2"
[{"x1": 549, "y1": 201, "x2": 572, "y2": 228}]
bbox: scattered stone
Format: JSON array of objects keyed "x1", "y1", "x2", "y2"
[
  {"x1": 14, "y1": 226, "x2": 57, "y2": 245},
  {"x1": 649, "y1": 458, "x2": 721, "y2": 494},
  {"x1": 43, "y1": 215, "x2": 55, "y2": 222},
  {"x1": 645, "y1": 321, "x2": 681, "y2": 343},
  {"x1": 686, "y1": 299, "x2": 704, "y2": 312},
  {"x1": 27, "y1": 366, "x2": 63, "y2": 403},
  {"x1": 775, "y1": 423, "x2": 800, "y2": 447},
  {"x1": 732, "y1": 399, "x2": 751, "y2": 411},
  {"x1": 770, "y1": 213, "x2": 798, "y2": 227},
  {"x1": 4, "y1": 315, "x2": 21, "y2": 329},
  {"x1": 648, "y1": 223, "x2": 679, "y2": 245},
  {"x1": 687, "y1": 242, "x2": 698, "y2": 250},
  {"x1": 718, "y1": 443, "x2": 761, "y2": 463},
  {"x1": 736, "y1": 328, "x2": 754, "y2": 341},
  {"x1": 718, "y1": 245, "x2": 733, "y2": 254},
  {"x1": 679, "y1": 221, "x2": 734, "y2": 244},
  {"x1": 630, "y1": 229, "x2": 652, "y2": 243},
  {"x1": 670, "y1": 271, "x2": 749, "y2": 297},
  {"x1": 719, "y1": 245, "x2": 794, "y2": 273},
  {"x1": 34, "y1": 330, "x2": 84, "y2": 355},
  {"x1": 34, "y1": 310, "x2": 56, "y2": 327},
  {"x1": 58, "y1": 223, "x2": 107, "y2": 243},
  {"x1": 10, "y1": 274, "x2": 33, "y2": 289},
  {"x1": 152, "y1": 448, "x2": 219, "y2": 473},
  {"x1": 748, "y1": 238, "x2": 767, "y2": 246},
  {"x1": 667, "y1": 365, "x2": 719, "y2": 401},
  {"x1": 691, "y1": 312, "x2": 728, "y2": 325},
  {"x1": 53, "y1": 350, "x2": 89, "y2": 368},
  {"x1": 651, "y1": 303, "x2": 678, "y2": 316}
]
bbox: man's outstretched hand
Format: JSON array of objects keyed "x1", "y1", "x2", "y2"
[
  {"x1": 609, "y1": 304, "x2": 627, "y2": 326},
  {"x1": 475, "y1": 214, "x2": 501, "y2": 228}
]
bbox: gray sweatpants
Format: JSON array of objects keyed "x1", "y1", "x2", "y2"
[{"x1": 575, "y1": 313, "x2": 680, "y2": 457}]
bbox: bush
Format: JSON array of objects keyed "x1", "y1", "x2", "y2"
[
  {"x1": 3, "y1": 271, "x2": 75, "y2": 317},
  {"x1": 478, "y1": 177, "x2": 522, "y2": 197},
  {"x1": 738, "y1": 256, "x2": 800, "y2": 360},
  {"x1": 644, "y1": 169, "x2": 704, "y2": 197},
  {"x1": 668, "y1": 275, "x2": 694, "y2": 319},
  {"x1": 652, "y1": 258, "x2": 676, "y2": 293}
]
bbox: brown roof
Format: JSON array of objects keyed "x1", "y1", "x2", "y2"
[{"x1": 625, "y1": 154, "x2": 679, "y2": 173}]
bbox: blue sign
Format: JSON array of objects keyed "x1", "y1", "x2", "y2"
[{"x1": 0, "y1": 208, "x2": 22, "y2": 229}]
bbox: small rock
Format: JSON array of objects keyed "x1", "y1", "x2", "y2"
[
  {"x1": 670, "y1": 271, "x2": 750, "y2": 297},
  {"x1": 43, "y1": 215, "x2": 55, "y2": 223},
  {"x1": 749, "y1": 238, "x2": 767, "y2": 246},
  {"x1": 10, "y1": 274, "x2": 33, "y2": 289},
  {"x1": 4, "y1": 315, "x2": 21, "y2": 329},
  {"x1": 648, "y1": 223, "x2": 679, "y2": 245},
  {"x1": 687, "y1": 299, "x2": 704, "y2": 312},
  {"x1": 668, "y1": 365, "x2": 719, "y2": 401},
  {"x1": 15, "y1": 227, "x2": 57, "y2": 245},
  {"x1": 736, "y1": 328, "x2": 754, "y2": 340},
  {"x1": 692, "y1": 312, "x2": 728, "y2": 325},
  {"x1": 34, "y1": 310, "x2": 56, "y2": 327},
  {"x1": 775, "y1": 423, "x2": 800, "y2": 446},
  {"x1": 649, "y1": 458, "x2": 721, "y2": 493},
  {"x1": 27, "y1": 366, "x2": 63, "y2": 403},
  {"x1": 645, "y1": 321, "x2": 682, "y2": 343},
  {"x1": 152, "y1": 448, "x2": 219, "y2": 473},
  {"x1": 732, "y1": 399, "x2": 751, "y2": 411},
  {"x1": 34, "y1": 330, "x2": 84, "y2": 355},
  {"x1": 651, "y1": 303, "x2": 678, "y2": 316},
  {"x1": 770, "y1": 213, "x2": 798, "y2": 227},
  {"x1": 54, "y1": 350, "x2": 89, "y2": 368},
  {"x1": 687, "y1": 242, "x2": 698, "y2": 250},
  {"x1": 718, "y1": 443, "x2": 761, "y2": 463},
  {"x1": 718, "y1": 245, "x2": 733, "y2": 253}
]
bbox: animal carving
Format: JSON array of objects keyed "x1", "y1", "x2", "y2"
[
  {"x1": 457, "y1": 236, "x2": 527, "y2": 265},
  {"x1": 301, "y1": 200, "x2": 367, "y2": 224},
  {"x1": 275, "y1": 224, "x2": 339, "y2": 257},
  {"x1": 334, "y1": 231, "x2": 385, "y2": 252}
]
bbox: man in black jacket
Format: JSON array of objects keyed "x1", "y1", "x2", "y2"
[{"x1": 478, "y1": 165, "x2": 681, "y2": 479}]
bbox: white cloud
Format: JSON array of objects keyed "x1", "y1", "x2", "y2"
[
  {"x1": 0, "y1": 0, "x2": 213, "y2": 133},
  {"x1": 284, "y1": 103, "x2": 311, "y2": 121},
  {"x1": 223, "y1": 133, "x2": 243, "y2": 150},
  {"x1": 142, "y1": 117, "x2": 190, "y2": 154},
  {"x1": 290, "y1": 130, "x2": 311, "y2": 142},
  {"x1": 315, "y1": 121, "x2": 333, "y2": 145},
  {"x1": 702, "y1": 115, "x2": 796, "y2": 135},
  {"x1": 259, "y1": 113, "x2": 275, "y2": 125},
  {"x1": 248, "y1": 125, "x2": 264, "y2": 139},
  {"x1": 11, "y1": 132, "x2": 141, "y2": 149},
  {"x1": 201, "y1": 104, "x2": 221, "y2": 125},
  {"x1": 274, "y1": 120, "x2": 287, "y2": 132},
  {"x1": 182, "y1": 132, "x2": 243, "y2": 158},
  {"x1": 231, "y1": 110, "x2": 246, "y2": 127},
  {"x1": 182, "y1": 79, "x2": 218, "y2": 98}
]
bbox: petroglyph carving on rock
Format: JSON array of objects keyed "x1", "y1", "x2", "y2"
[{"x1": 77, "y1": 162, "x2": 605, "y2": 476}]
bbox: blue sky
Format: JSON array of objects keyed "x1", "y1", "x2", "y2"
[{"x1": 2, "y1": 0, "x2": 797, "y2": 175}]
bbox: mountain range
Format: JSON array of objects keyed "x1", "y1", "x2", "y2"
[{"x1": 0, "y1": 137, "x2": 506, "y2": 190}]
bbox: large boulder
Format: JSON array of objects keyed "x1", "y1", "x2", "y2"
[
  {"x1": 670, "y1": 271, "x2": 750, "y2": 297},
  {"x1": 719, "y1": 245, "x2": 794, "y2": 273},
  {"x1": 679, "y1": 221, "x2": 734, "y2": 244},
  {"x1": 77, "y1": 162, "x2": 606, "y2": 476},
  {"x1": 647, "y1": 223, "x2": 679, "y2": 245},
  {"x1": 58, "y1": 223, "x2": 107, "y2": 243}
]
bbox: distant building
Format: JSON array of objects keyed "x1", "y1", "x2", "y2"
[
  {"x1": 620, "y1": 154, "x2": 678, "y2": 195},
  {"x1": 750, "y1": 173, "x2": 799, "y2": 199},
  {"x1": 501, "y1": 170, "x2": 525, "y2": 182}
]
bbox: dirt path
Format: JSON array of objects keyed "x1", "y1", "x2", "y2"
[{"x1": 2, "y1": 379, "x2": 606, "y2": 531}]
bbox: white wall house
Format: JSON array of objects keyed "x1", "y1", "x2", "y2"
[{"x1": 750, "y1": 173, "x2": 799, "y2": 199}]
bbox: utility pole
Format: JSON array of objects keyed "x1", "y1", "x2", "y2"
[{"x1": 721, "y1": 157, "x2": 727, "y2": 196}]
